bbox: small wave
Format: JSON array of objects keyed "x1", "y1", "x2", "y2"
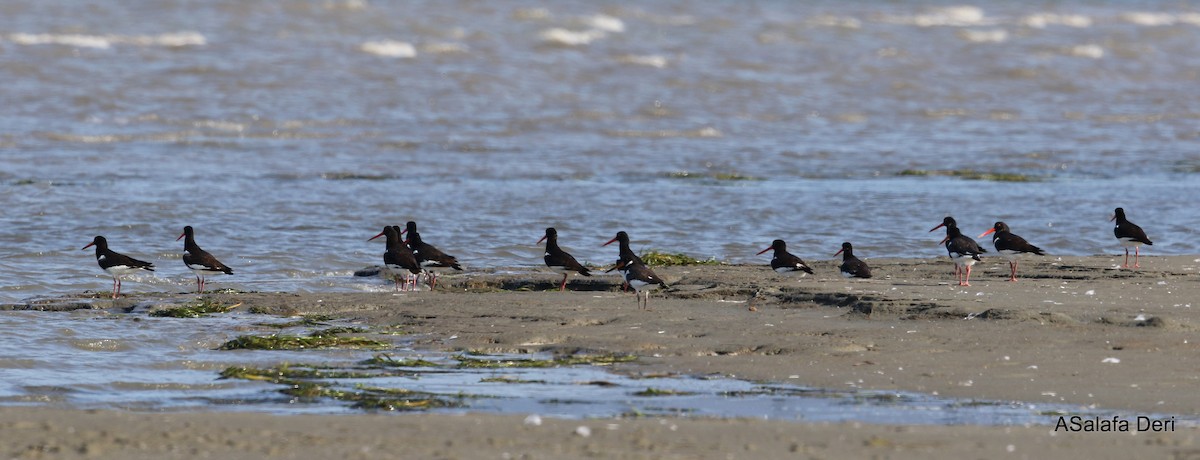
[
  {"x1": 70, "y1": 338, "x2": 129, "y2": 352},
  {"x1": 807, "y1": 15, "x2": 862, "y2": 29},
  {"x1": 1065, "y1": 44, "x2": 1104, "y2": 59},
  {"x1": 10, "y1": 33, "x2": 110, "y2": 48},
  {"x1": 957, "y1": 29, "x2": 1008, "y2": 43},
  {"x1": 39, "y1": 131, "x2": 202, "y2": 144},
  {"x1": 581, "y1": 14, "x2": 625, "y2": 33},
  {"x1": 539, "y1": 28, "x2": 606, "y2": 46},
  {"x1": 513, "y1": 7, "x2": 552, "y2": 21},
  {"x1": 1119, "y1": 12, "x2": 1200, "y2": 27},
  {"x1": 605, "y1": 127, "x2": 722, "y2": 139},
  {"x1": 1020, "y1": 13, "x2": 1092, "y2": 28},
  {"x1": 323, "y1": 0, "x2": 368, "y2": 11},
  {"x1": 882, "y1": 6, "x2": 992, "y2": 27},
  {"x1": 615, "y1": 54, "x2": 668, "y2": 68},
  {"x1": 421, "y1": 42, "x2": 468, "y2": 54},
  {"x1": 361, "y1": 40, "x2": 416, "y2": 58},
  {"x1": 7, "y1": 32, "x2": 205, "y2": 49}
]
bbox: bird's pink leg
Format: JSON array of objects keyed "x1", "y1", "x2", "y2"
[
  {"x1": 1009, "y1": 261, "x2": 1018, "y2": 282},
  {"x1": 1134, "y1": 247, "x2": 1141, "y2": 268},
  {"x1": 559, "y1": 274, "x2": 568, "y2": 292},
  {"x1": 961, "y1": 266, "x2": 972, "y2": 286}
]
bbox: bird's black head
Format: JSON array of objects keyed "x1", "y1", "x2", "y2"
[
  {"x1": 1113, "y1": 207, "x2": 1126, "y2": 221},
  {"x1": 538, "y1": 227, "x2": 557, "y2": 244},
  {"x1": 83, "y1": 235, "x2": 107, "y2": 250}
]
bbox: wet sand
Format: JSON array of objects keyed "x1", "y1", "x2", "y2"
[{"x1": 5, "y1": 255, "x2": 1200, "y2": 458}]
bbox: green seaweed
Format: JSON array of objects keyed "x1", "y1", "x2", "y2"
[
  {"x1": 150, "y1": 298, "x2": 238, "y2": 318},
  {"x1": 665, "y1": 171, "x2": 761, "y2": 181},
  {"x1": 633, "y1": 387, "x2": 696, "y2": 397},
  {"x1": 896, "y1": 169, "x2": 1039, "y2": 182},
  {"x1": 220, "y1": 365, "x2": 380, "y2": 381},
  {"x1": 220, "y1": 365, "x2": 466, "y2": 411},
  {"x1": 308, "y1": 326, "x2": 368, "y2": 337},
  {"x1": 359, "y1": 354, "x2": 441, "y2": 368},
  {"x1": 639, "y1": 251, "x2": 720, "y2": 266},
  {"x1": 218, "y1": 334, "x2": 389, "y2": 350}
]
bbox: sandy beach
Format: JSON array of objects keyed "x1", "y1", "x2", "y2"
[{"x1": 4, "y1": 255, "x2": 1200, "y2": 458}]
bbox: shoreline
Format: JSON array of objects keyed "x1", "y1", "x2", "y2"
[{"x1": 4, "y1": 255, "x2": 1200, "y2": 458}]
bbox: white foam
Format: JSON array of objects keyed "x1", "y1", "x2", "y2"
[
  {"x1": 119, "y1": 32, "x2": 206, "y2": 47},
  {"x1": 885, "y1": 6, "x2": 991, "y2": 27},
  {"x1": 1121, "y1": 12, "x2": 1177, "y2": 26},
  {"x1": 1066, "y1": 44, "x2": 1104, "y2": 59},
  {"x1": 361, "y1": 40, "x2": 416, "y2": 58},
  {"x1": 616, "y1": 54, "x2": 668, "y2": 68},
  {"x1": 539, "y1": 28, "x2": 606, "y2": 46},
  {"x1": 1020, "y1": 13, "x2": 1092, "y2": 28},
  {"x1": 8, "y1": 32, "x2": 206, "y2": 48},
  {"x1": 10, "y1": 33, "x2": 111, "y2": 48},
  {"x1": 583, "y1": 14, "x2": 625, "y2": 33},
  {"x1": 958, "y1": 29, "x2": 1008, "y2": 43}
]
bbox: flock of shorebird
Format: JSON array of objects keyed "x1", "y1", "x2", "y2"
[{"x1": 81, "y1": 208, "x2": 1154, "y2": 307}]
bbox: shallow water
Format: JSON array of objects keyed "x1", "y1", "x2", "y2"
[
  {"x1": 3, "y1": 1, "x2": 1200, "y2": 303},
  {"x1": 0, "y1": 310, "x2": 1177, "y2": 425}
]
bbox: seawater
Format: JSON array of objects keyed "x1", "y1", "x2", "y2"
[
  {"x1": 3, "y1": 1, "x2": 1200, "y2": 303},
  {"x1": 0, "y1": 309, "x2": 1176, "y2": 425}
]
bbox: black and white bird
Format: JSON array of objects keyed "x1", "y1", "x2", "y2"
[
  {"x1": 756, "y1": 239, "x2": 814, "y2": 277},
  {"x1": 402, "y1": 221, "x2": 462, "y2": 289},
  {"x1": 978, "y1": 222, "x2": 1044, "y2": 282},
  {"x1": 538, "y1": 227, "x2": 591, "y2": 291},
  {"x1": 834, "y1": 242, "x2": 872, "y2": 279},
  {"x1": 82, "y1": 236, "x2": 155, "y2": 299},
  {"x1": 929, "y1": 217, "x2": 986, "y2": 286},
  {"x1": 1111, "y1": 207, "x2": 1153, "y2": 268},
  {"x1": 368, "y1": 226, "x2": 423, "y2": 291},
  {"x1": 613, "y1": 258, "x2": 668, "y2": 309},
  {"x1": 602, "y1": 231, "x2": 643, "y2": 291},
  {"x1": 177, "y1": 226, "x2": 234, "y2": 293}
]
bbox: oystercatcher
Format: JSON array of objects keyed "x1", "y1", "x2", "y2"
[
  {"x1": 613, "y1": 258, "x2": 668, "y2": 309},
  {"x1": 756, "y1": 239, "x2": 814, "y2": 277},
  {"x1": 834, "y1": 242, "x2": 871, "y2": 279},
  {"x1": 176, "y1": 226, "x2": 234, "y2": 293},
  {"x1": 401, "y1": 221, "x2": 462, "y2": 289},
  {"x1": 538, "y1": 227, "x2": 591, "y2": 291},
  {"x1": 978, "y1": 222, "x2": 1044, "y2": 281},
  {"x1": 368, "y1": 226, "x2": 423, "y2": 291},
  {"x1": 929, "y1": 217, "x2": 986, "y2": 286},
  {"x1": 82, "y1": 236, "x2": 155, "y2": 299},
  {"x1": 602, "y1": 231, "x2": 643, "y2": 291},
  {"x1": 1111, "y1": 207, "x2": 1153, "y2": 268}
]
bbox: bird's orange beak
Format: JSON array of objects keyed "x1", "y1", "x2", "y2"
[
  {"x1": 82, "y1": 242, "x2": 95, "y2": 250},
  {"x1": 978, "y1": 228, "x2": 996, "y2": 239},
  {"x1": 602, "y1": 236, "x2": 618, "y2": 247},
  {"x1": 368, "y1": 231, "x2": 386, "y2": 241},
  {"x1": 756, "y1": 246, "x2": 773, "y2": 255},
  {"x1": 929, "y1": 223, "x2": 945, "y2": 232},
  {"x1": 834, "y1": 248, "x2": 844, "y2": 257}
]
